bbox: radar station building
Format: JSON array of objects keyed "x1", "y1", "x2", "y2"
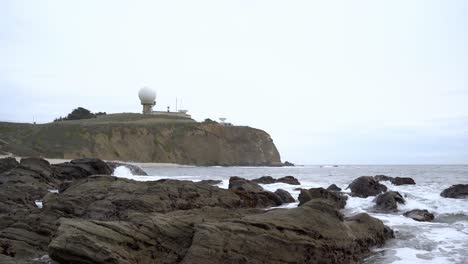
[{"x1": 138, "y1": 87, "x2": 191, "y2": 118}]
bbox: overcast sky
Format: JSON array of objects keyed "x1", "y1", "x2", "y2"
[{"x1": 1, "y1": 0, "x2": 467, "y2": 164}]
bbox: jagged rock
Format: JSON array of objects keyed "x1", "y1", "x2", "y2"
[
  {"x1": 106, "y1": 161, "x2": 147, "y2": 176},
  {"x1": 347, "y1": 176, "x2": 387, "y2": 198},
  {"x1": 403, "y1": 209, "x2": 434, "y2": 222},
  {"x1": 327, "y1": 184, "x2": 342, "y2": 192},
  {"x1": 49, "y1": 200, "x2": 392, "y2": 264},
  {"x1": 229, "y1": 176, "x2": 264, "y2": 192},
  {"x1": 298, "y1": 187, "x2": 347, "y2": 209},
  {"x1": 252, "y1": 175, "x2": 301, "y2": 185},
  {"x1": 440, "y1": 184, "x2": 468, "y2": 198},
  {"x1": 277, "y1": 176, "x2": 300, "y2": 185},
  {"x1": 392, "y1": 177, "x2": 416, "y2": 185},
  {"x1": 283, "y1": 161, "x2": 295, "y2": 166},
  {"x1": 229, "y1": 177, "x2": 284, "y2": 207},
  {"x1": 52, "y1": 158, "x2": 113, "y2": 181},
  {"x1": 182, "y1": 200, "x2": 392, "y2": 264},
  {"x1": 49, "y1": 207, "x2": 259, "y2": 264},
  {"x1": 374, "y1": 191, "x2": 405, "y2": 212},
  {"x1": 252, "y1": 176, "x2": 277, "y2": 184},
  {"x1": 374, "y1": 175, "x2": 394, "y2": 182},
  {"x1": 49, "y1": 176, "x2": 245, "y2": 220},
  {"x1": 0, "y1": 157, "x2": 18, "y2": 174},
  {"x1": 198, "y1": 180, "x2": 222, "y2": 186},
  {"x1": 274, "y1": 189, "x2": 295, "y2": 203}
]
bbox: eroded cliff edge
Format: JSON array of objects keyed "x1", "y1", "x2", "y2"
[{"x1": 0, "y1": 116, "x2": 282, "y2": 166}]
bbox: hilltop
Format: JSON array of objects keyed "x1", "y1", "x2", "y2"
[{"x1": 0, "y1": 113, "x2": 283, "y2": 166}]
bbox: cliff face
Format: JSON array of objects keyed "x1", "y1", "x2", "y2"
[{"x1": 0, "y1": 121, "x2": 282, "y2": 166}]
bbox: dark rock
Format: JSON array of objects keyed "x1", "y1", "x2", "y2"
[
  {"x1": 298, "y1": 187, "x2": 347, "y2": 209},
  {"x1": 374, "y1": 175, "x2": 394, "y2": 182},
  {"x1": 252, "y1": 175, "x2": 301, "y2": 185},
  {"x1": 274, "y1": 189, "x2": 295, "y2": 203},
  {"x1": 440, "y1": 184, "x2": 468, "y2": 198},
  {"x1": 283, "y1": 161, "x2": 295, "y2": 166},
  {"x1": 49, "y1": 200, "x2": 392, "y2": 264},
  {"x1": 374, "y1": 191, "x2": 405, "y2": 212},
  {"x1": 52, "y1": 158, "x2": 113, "y2": 181},
  {"x1": 403, "y1": 209, "x2": 434, "y2": 222},
  {"x1": 106, "y1": 161, "x2": 147, "y2": 176},
  {"x1": 49, "y1": 176, "x2": 246, "y2": 220},
  {"x1": 277, "y1": 175, "x2": 300, "y2": 185},
  {"x1": 252, "y1": 176, "x2": 277, "y2": 184},
  {"x1": 198, "y1": 180, "x2": 222, "y2": 186},
  {"x1": 182, "y1": 200, "x2": 391, "y2": 264},
  {"x1": 228, "y1": 176, "x2": 264, "y2": 192},
  {"x1": 347, "y1": 176, "x2": 387, "y2": 198},
  {"x1": 391, "y1": 177, "x2": 416, "y2": 185},
  {"x1": 0, "y1": 157, "x2": 18, "y2": 174},
  {"x1": 326, "y1": 184, "x2": 342, "y2": 192}
]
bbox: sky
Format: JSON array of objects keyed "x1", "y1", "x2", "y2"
[{"x1": 0, "y1": 0, "x2": 467, "y2": 164}]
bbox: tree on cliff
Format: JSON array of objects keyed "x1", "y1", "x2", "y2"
[{"x1": 54, "y1": 107, "x2": 106, "y2": 122}]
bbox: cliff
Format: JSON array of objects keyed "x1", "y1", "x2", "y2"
[{"x1": 0, "y1": 114, "x2": 282, "y2": 166}]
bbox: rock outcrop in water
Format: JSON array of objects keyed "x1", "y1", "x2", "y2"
[
  {"x1": 298, "y1": 187, "x2": 347, "y2": 209},
  {"x1": 440, "y1": 184, "x2": 468, "y2": 198},
  {"x1": 403, "y1": 209, "x2": 435, "y2": 222},
  {"x1": 252, "y1": 175, "x2": 301, "y2": 185},
  {"x1": 0, "y1": 116, "x2": 282, "y2": 166},
  {"x1": 0, "y1": 157, "x2": 393, "y2": 263},
  {"x1": 347, "y1": 176, "x2": 387, "y2": 198},
  {"x1": 373, "y1": 175, "x2": 416, "y2": 185},
  {"x1": 374, "y1": 191, "x2": 406, "y2": 212}
]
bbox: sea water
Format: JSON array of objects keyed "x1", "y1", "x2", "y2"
[{"x1": 113, "y1": 164, "x2": 468, "y2": 264}]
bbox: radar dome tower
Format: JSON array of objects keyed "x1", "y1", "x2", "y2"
[{"x1": 138, "y1": 87, "x2": 156, "y2": 114}]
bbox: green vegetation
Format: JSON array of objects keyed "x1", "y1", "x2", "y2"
[{"x1": 54, "y1": 107, "x2": 106, "y2": 122}]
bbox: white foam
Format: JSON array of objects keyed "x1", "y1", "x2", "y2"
[{"x1": 35, "y1": 200, "x2": 43, "y2": 208}]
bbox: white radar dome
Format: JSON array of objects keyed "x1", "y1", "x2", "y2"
[{"x1": 138, "y1": 87, "x2": 156, "y2": 104}]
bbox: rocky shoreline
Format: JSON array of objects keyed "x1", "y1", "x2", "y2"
[{"x1": 1, "y1": 157, "x2": 463, "y2": 263}]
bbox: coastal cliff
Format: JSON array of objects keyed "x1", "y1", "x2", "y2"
[{"x1": 0, "y1": 114, "x2": 282, "y2": 166}]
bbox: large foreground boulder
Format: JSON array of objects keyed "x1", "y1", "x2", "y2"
[
  {"x1": 347, "y1": 176, "x2": 387, "y2": 198},
  {"x1": 440, "y1": 184, "x2": 468, "y2": 198},
  {"x1": 374, "y1": 191, "x2": 405, "y2": 212},
  {"x1": 49, "y1": 200, "x2": 393, "y2": 264},
  {"x1": 298, "y1": 187, "x2": 347, "y2": 209},
  {"x1": 49, "y1": 176, "x2": 245, "y2": 220}
]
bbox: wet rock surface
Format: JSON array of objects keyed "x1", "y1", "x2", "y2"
[
  {"x1": 440, "y1": 184, "x2": 468, "y2": 198},
  {"x1": 252, "y1": 175, "x2": 301, "y2": 185},
  {"x1": 298, "y1": 187, "x2": 347, "y2": 209},
  {"x1": 327, "y1": 184, "x2": 342, "y2": 192},
  {"x1": 403, "y1": 209, "x2": 435, "y2": 222},
  {"x1": 373, "y1": 175, "x2": 416, "y2": 185},
  {"x1": 348, "y1": 176, "x2": 387, "y2": 198},
  {"x1": 0, "y1": 157, "x2": 19, "y2": 174},
  {"x1": 0, "y1": 157, "x2": 394, "y2": 263},
  {"x1": 374, "y1": 191, "x2": 406, "y2": 212},
  {"x1": 274, "y1": 189, "x2": 295, "y2": 203}
]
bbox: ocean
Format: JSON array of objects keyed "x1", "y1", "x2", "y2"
[{"x1": 113, "y1": 164, "x2": 468, "y2": 264}]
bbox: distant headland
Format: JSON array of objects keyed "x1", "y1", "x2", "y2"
[{"x1": 0, "y1": 88, "x2": 291, "y2": 166}]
